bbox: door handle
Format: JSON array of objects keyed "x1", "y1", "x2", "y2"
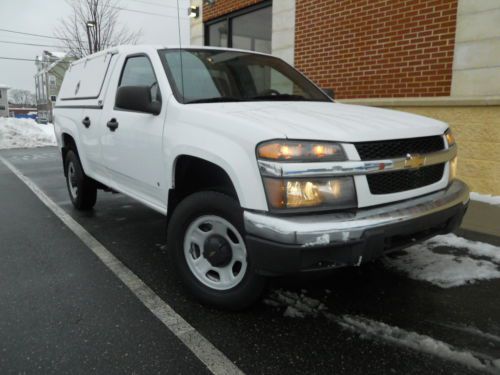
[
  {"x1": 107, "y1": 118, "x2": 119, "y2": 131},
  {"x1": 82, "y1": 117, "x2": 91, "y2": 128}
]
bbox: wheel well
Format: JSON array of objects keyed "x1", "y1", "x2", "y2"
[
  {"x1": 167, "y1": 155, "x2": 239, "y2": 220},
  {"x1": 61, "y1": 133, "x2": 77, "y2": 176}
]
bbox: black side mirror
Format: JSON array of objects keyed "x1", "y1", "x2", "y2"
[
  {"x1": 115, "y1": 85, "x2": 161, "y2": 115},
  {"x1": 322, "y1": 88, "x2": 335, "y2": 100}
]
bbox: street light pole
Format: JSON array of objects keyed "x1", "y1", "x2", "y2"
[{"x1": 86, "y1": 20, "x2": 96, "y2": 54}]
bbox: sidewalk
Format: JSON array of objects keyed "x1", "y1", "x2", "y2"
[{"x1": 460, "y1": 200, "x2": 500, "y2": 244}]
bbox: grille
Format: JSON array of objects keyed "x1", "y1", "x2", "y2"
[
  {"x1": 367, "y1": 164, "x2": 445, "y2": 194},
  {"x1": 355, "y1": 136, "x2": 444, "y2": 160}
]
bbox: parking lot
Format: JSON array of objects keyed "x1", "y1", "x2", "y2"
[{"x1": 1, "y1": 146, "x2": 499, "y2": 374}]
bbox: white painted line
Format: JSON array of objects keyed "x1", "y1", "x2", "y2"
[{"x1": 0, "y1": 156, "x2": 243, "y2": 375}]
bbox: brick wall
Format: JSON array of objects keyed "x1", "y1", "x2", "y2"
[
  {"x1": 203, "y1": 0, "x2": 265, "y2": 21},
  {"x1": 295, "y1": 0, "x2": 458, "y2": 99}
]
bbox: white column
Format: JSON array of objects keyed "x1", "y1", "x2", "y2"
[
  {"x1": 190, "y1": 0, "x2": 204, "y2": 46},
  {"x1": 271, "y1": 0, "x2": 296, "y2": 65}
]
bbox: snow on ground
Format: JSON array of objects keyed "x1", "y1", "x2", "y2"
[
  {"x1": 471, "y1": 192, "x2": 500, "y2": 206},
  {"x1": 383, "y1": 234, "x2": 500, "y2": 288},
  {"x1": 264, "y1": 290, "x2": 500, "y2": 373},
  {"x1": 334, "y1": 314, "x2": 500, "y2": 373},
  {"x1": 0, "y1": 117, "x2": 56, "y2": 149}
]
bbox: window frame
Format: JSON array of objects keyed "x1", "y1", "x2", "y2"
[
  {"x1": 114, "y1": 53, "x2": 162, "y2": 113},
  {"x1": 204, "y1": 1, "x2": 272, "y2": 50}
]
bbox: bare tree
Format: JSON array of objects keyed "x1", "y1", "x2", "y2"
[
  {"x1": 9, "y1": 90, "x2": 36, "y2": 107},
  {"x1": 55, "y1": 0, "x2": 141, "y2": 58}
]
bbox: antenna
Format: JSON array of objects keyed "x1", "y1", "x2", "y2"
[{"x1": 176, "y1": 0, "x2": 185, "y2": 102}]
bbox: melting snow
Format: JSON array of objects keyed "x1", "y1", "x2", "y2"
[
  {"x1": 264, "y1": 289, "x2": 500, "y2": 373},
  {"x1": 0, "y1": 118, "x2": 56, "y2": 149},
  {"x1": 264, "y1": 289, "x2": 326, "y2": 318},
  {"x1": 471, "y1": 192, "x2": 500, "y2": 206},
  {"x1": 334, "y1": 315, "x2": 500, "y2": 374},
  {"x1": 383, "y1": 234, "x2": 500, "y2": 288}
]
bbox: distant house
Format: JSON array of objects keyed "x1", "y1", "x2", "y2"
[
  {"x1": 34, "y1": 51, "x2": 75, "y2": 123},
  {"x1": 0, "y1": 84, "x2": 9, "y2": 117}
]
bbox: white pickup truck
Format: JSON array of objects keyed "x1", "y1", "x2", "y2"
[{"x1": 54, "y1": 45, "x2": 469, "y2": 309}]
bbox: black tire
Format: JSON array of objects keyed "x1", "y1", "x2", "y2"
[
  {"x1": 65, "y1": 150, "x2": 97, "y2": 211},
  {"x1": 167, "y1": 191, "x2": 266, "y2": 310}
]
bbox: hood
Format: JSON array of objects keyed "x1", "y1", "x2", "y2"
[{"x1": 188, "y1": 101, "x2": 448, "y2": 143}]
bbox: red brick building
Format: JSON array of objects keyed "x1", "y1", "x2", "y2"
[{"x1": 193, "y1": 0, "x2": 459, "y2": 99}]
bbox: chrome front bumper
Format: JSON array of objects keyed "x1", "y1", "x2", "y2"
[{"x1": 244, "y1": 179, "x2": 469, "y2": 247}]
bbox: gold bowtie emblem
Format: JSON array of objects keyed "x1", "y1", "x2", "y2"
[{"x1": 405, "y1": 153, "x2": 426, "y2": 169}]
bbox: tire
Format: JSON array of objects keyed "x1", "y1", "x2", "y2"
[
  {"x1": 65, "y1": 150, "x2": 97, "y2": 211},
  {"x1": 167, "y1": 191, "x2": 266, "y2": 310}
]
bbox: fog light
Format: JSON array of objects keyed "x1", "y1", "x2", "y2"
[{"x1": 263, "y1": 177, "x2": 356, "y2": 210}]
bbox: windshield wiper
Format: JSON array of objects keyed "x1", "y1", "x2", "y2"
[
  {"x1": 248, "y1": 94, "x2": 311, "y2": 101},
  {"x1": 186, "y1": 96, "x2": 244, "y2": 104}
]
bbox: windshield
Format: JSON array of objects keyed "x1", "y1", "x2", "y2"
[{"x1": 159, "y1": 49, "x2": 331, "y2": 104}]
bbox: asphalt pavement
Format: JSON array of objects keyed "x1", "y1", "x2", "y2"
[{"x1": 1, "y1": 146, "x2": 499, "y2": 374}]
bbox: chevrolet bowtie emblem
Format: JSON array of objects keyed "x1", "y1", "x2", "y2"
[{"x1": 404, "y1": 153, "x2": 426, "y2": 169}]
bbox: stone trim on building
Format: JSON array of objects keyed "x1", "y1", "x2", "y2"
[{"x1": 451, "y1": 0, "x2": 500, "y2": 96}]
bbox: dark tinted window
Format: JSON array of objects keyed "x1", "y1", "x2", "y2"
[
  {"x1": 119, "y1": 56, "x2": 157, "y2": 87},
  {"x1": 232, "y1": 7, "x2": 271, "y2": 53},
  {"x1": 207, "y1": 20, "x2": 228, "y2": 48},
  {"x1": 205, "y1": 4, "x2": 272, "y2": 54}
]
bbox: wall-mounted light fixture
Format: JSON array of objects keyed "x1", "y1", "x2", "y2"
[
  {"x1": 203, "y1": 0, "x2": 216, "y2": 5},
  {"x1": 188, "y1": 5, "x2": 200, "y2": 18}
]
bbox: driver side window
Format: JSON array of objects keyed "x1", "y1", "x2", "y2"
[{"x1": 118, "y1": 56, "x2": 161, "y2": 102}]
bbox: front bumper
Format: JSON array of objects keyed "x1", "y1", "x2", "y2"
[{"x1": 244, "y1": 179, "x2": 469, "y2": 275}]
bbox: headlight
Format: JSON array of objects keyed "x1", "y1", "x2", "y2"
[
  {"x1": 257, "y1": 140, "x2": 346, "y2": 162},
  {"x1": 445, "y1": 129, "x2": 455, "y2": 147},
  {"x1": 263, "y1": 177, "x2": 356, "y2": 210}
]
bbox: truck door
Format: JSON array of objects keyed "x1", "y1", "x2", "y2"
[{"x1": 100, "y1": 53, "x2": 167, "y2": 211}]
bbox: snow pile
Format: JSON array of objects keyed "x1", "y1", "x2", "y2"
[
  {"x1": 0, "y1": 117, "x2": 56, "y2": 149},
  {"x1": 471, "y1": 192, "x2": 500, "y2": 206},
  {"x1": 383, "y1": 234, "x2": 500, "y2": 288},
  {"x1": 335, "y1": 315, "x2": 500, "y2": 373}
]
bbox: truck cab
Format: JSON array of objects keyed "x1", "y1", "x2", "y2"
[{"x1": 54, "y1": 45, "x2": 469, "y2": 309}]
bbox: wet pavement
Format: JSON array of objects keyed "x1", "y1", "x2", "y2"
[{"x1": 1, "y1": 146, "x2": 499, "y2": 374}]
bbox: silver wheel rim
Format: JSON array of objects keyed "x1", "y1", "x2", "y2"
[
  {"x1": 67, "y1": 162, "x2": 78, "y2": 199},
  {"x1": 183, "y1": 215, "x2": 248, "y2": 291}
]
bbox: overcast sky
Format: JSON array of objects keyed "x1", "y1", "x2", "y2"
[{"x1": 0, "y1": 0, "x2": 190, "y2": 91}]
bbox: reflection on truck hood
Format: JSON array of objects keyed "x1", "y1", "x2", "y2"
[{"x1": 189, "y1": 101, "x2": 448, "y2": 143}]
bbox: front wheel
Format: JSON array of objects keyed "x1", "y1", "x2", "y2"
[{"x1": 167, "y1": 191, "x2": 266, "y2": 310}]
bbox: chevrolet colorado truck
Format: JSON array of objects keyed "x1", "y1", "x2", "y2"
[{"x1": 54, "y1": 46, "x2": 469, "y2": 309}]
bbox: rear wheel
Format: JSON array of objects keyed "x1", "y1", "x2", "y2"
[
  {"x1": 65, "y1": 150, "x2": 97, "y2": 211},
  {"x1": 167, "y1": 191, "x2": 266, "y2": 310}
]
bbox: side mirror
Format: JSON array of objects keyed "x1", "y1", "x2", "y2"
[
  {"x1": 115, "y1": 85, "x2": 161, "y2": 115},
  {"x1": 322, "y1": 88, "x2": 335, "y2": 100}
]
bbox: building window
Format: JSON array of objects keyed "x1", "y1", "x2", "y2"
[{"x1": 205, "y1": 2, "x2": 272, "y2": 54}]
